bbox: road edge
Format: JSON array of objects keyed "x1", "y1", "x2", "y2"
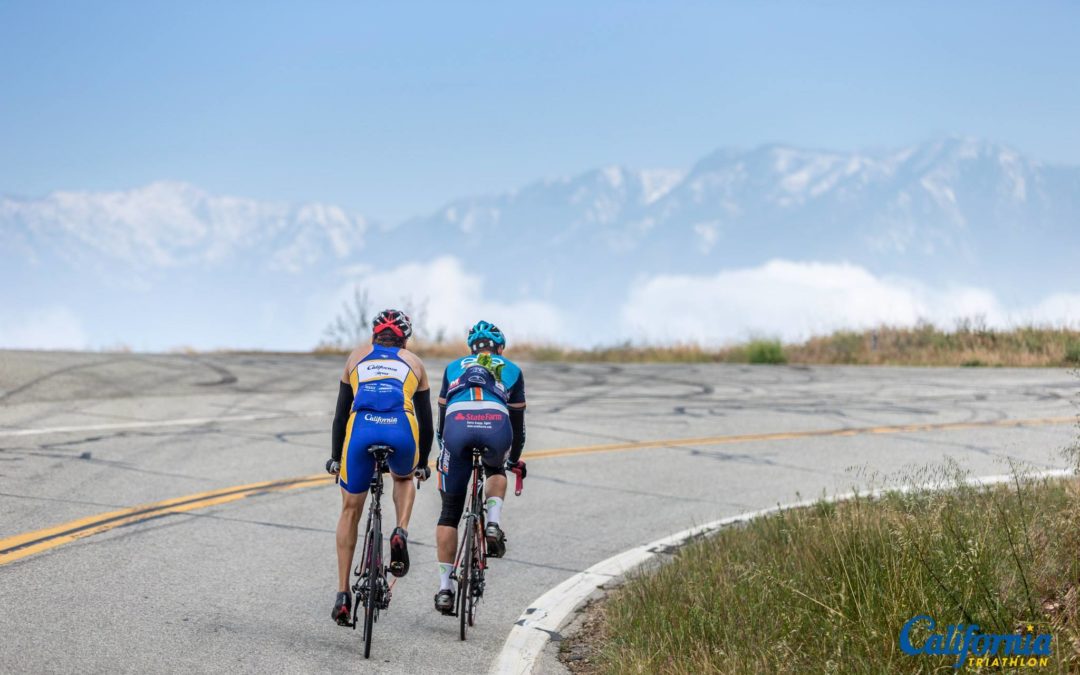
[{"x1": 489, "y1": 467, "x2": 1074, "y2": 675}]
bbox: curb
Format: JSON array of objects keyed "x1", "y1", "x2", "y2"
[{"x1": 489, "y1": 467, "x2": 1074, "y2": 674}]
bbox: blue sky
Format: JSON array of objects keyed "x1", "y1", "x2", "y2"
[{"x1": 2, "y1": 1, "x2": 1079, "y2": 222}]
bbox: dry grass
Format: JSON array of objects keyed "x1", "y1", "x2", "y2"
[
  {"x1": 314, "y1": 325, "x2": 1080, "y2": 367},
  {"x1": 788, "y1": 324, "x2": 1080, "y2": 367},
  {"x1": 573, "y1": 467, "x2": 1080, "y2": 674}
]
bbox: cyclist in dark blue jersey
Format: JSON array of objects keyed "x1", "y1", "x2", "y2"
[
  {"x1": 325, "y1": 309, "x2": 435, "y2": 626},
  {"x1": 432, "y1": 320, "x2": 527, "y2": 614}
]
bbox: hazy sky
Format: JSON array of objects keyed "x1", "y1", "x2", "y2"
[{"x1": 2, "y1": 1, "x2": 1078, "y2": 222}]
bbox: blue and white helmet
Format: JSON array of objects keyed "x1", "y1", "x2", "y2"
[{"x1": 467, "y1": 320, "x2": 505, "y2": 353}]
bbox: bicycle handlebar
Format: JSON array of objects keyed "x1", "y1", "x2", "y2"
[{"x1": 510, "y1": 465, "x2": 524, "y2": 496}]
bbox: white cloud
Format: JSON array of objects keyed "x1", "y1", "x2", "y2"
[
  {"x1": 0, "y1": 306, "x2": 88, "y2": 350},
  {"x1": 620, "y1": 260, "x2": 1014, "y2": 344},
  {"x1": 1022, "y1": 293, "x2": 1080, "y2": 328},
  {"x1": 326, "y1": 256, "x2": 564, "y2": 344}
]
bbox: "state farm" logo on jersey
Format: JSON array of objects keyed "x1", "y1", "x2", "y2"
[{"x1": 454, "y1": 412, "x2": 503, "y2": 422}]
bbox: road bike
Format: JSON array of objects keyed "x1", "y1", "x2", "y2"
[
  {"x1": 451, "y1": 448, "x2": 526, "y2": 641},
  {"x1": 347, "y1": 443, "x2": 394, "y2": 659}
]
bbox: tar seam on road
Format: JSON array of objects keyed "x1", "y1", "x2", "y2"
[
  {"x1": 1, "y1": 414, "x2": 1073, "y2": 567},
  {"x1": 0, "y1": 410, "x2": 329, "y2": 438}
]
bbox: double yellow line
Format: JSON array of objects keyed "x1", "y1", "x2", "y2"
[
  {"x1": 0, "y1": 475, "x2": 329, "y2": 566},
  {"x1": 1, "y1": 414, "x2": 1073, "y2": 567}
]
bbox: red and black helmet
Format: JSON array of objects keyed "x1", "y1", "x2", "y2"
[{"x1": 372, "y1": 309, "x2": 413, "y2": 339}]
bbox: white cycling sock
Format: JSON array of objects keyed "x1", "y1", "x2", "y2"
[
  {"x1": 486, "y1": 497, "x2": 503, "y2": 526},
  {"x1": 438, "y1": 562, "x2": 453, "y2": 591}
]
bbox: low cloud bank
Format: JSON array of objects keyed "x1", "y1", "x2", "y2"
[
  {"x1": 621, "y1": 260, "x2": 1079, "y2": 344},
  {"x1": 328, "y1": 257, "x2": 1080, "y2": 348},
  {"x1": 4, "y1": 258, "x2": 1077, "y2": 351},
  {"x1": 328, "y1": 256, "x2": 565, "y2": 344}
]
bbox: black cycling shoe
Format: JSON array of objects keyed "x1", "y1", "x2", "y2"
[
  {"x1": 331, "y1": 591, "x2": 352, "y2": 626},
  {"x1": 389, "y1": 526, "x2": 409, "y2": 577},
  {"x1": 485, "y1": 522, "x2": 506, "y2": 558},
  {"x1": 434, "y1": 588, "x2": 455, "y2": 615}
]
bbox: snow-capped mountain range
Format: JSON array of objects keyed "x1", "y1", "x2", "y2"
[
  {"x1": 3, "y1": 138, "x2": 1079, "y2": 350},
  {"x1": 393, "y1": 137, "x2": 1078, "y2": 291},
  {"x1": 1, "y1": 181, "x2": 367, "y2": 274}
]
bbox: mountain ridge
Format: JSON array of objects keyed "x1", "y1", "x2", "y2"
[{"x1": 4, "y1": 137, "x2": 1079, "y2": 349}]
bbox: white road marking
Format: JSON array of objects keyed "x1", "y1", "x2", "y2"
[
  {"x1": 490, "y1": 468, "x2": 1074, "y2": 674},
  {"x1": 0, "y1": 410, "x2": 329, "y2": 438}
]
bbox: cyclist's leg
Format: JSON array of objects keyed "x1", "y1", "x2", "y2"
[
  {"x1": 435, "y1": 416, "x2": 474, "y2": 600},
  {"x1": 386, "y1": 412, "x2": 420, "y2": 531},
  {"x1": 434, "y1": 460, "x2": 470, "y2": 610},
  {"x1": 481, "y1": 417, "x2": 513, "y2": 525},
  {"x1": 386, "y1": 414, "x2": 420, "y2": 577},
  {"x1": 483, "y1": 463, "x2": 508, "y2": 519},
  {"x1": 336, "y1": 488, "x2": 368, "y2": 592},
  {"x1": 336, "y1": 423, "x2": 377, "y2": 592}
]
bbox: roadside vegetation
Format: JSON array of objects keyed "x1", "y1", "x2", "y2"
[
  {"x1": 562, "y1": 461, "x2": 1080, "y2": 673},
  {"x1": 314, "y1": 287, "x2": 1080, "y2": 366},
  {"x1": 316, "y1": 324, "x2": 1080, "y2": 368}
]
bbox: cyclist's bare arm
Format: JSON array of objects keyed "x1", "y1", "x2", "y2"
[
  {"x1": 341, "y1": 345, "x2": 374, "y2": 384},
  {"x1": 398, "y1": 348, "x2": 430, "y2": 392},
  {"x1": 398, "y1": 348, "x2": 434, "y2": 476},
  {"x1": 331, "y1": 347, "x2": 372, "y2": 471}
]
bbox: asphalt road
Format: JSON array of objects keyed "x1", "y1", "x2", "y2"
[{"x1": 0, "y1": 351, "x2": 1076, "y2": 673}]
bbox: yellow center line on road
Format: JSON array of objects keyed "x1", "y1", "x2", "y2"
[
  {"x1": 523, "y1": 414, "x2": 1078, "y2": 459},
  {"x1": 1, "y1": 414, "x2": 1074, "y2": 567}
]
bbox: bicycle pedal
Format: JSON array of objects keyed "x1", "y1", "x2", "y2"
[{"x1": 333, "y1": 606, "x2": 352, "y2": 627}]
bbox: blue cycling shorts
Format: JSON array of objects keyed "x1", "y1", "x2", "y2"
[
  {"x1": 437, "y1": 401, "x2": 512, "y2": 495},
  {"x1": 339, "y1": 409, "x2": 419, "y2": 493}
]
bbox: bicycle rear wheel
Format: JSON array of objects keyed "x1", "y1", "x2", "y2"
[
  {"x1": 363, "y1": 523, "x2": 380, "y2": 658},
  {"x1": 467, "y1": 521, "x2": 479, "y2": 627},
  {"x1": 458, "y1": 518, "x2": 473, "y2": 641},
  {"x1": 468, "y1": 484, "x2": 486, "y2": 627}
]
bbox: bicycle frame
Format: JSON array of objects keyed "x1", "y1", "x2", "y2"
[
  {"x1": 452, "y1": 446, "x2": 488, "y2": 638},
  {"x1": 453, "y1": 447, "x2": 489, "y2": 570},
  {"x1": 351, "y1": 444, "x2": 393, "y2": 658}
]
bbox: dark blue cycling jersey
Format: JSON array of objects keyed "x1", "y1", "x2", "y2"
[{"x1": 439, "y1": 354, "x2": 525, "y2": 407}]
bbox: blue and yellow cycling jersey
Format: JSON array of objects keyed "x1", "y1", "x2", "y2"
[
  {"x1": 339, "y1": 345, "x2": 421, "y2": 490},
  {"x1": 349, "y1": 345, "x2": 421, "y2": 414},
  {"x1": 440, "y1": 354, "x2": 526, "y2": 407}
]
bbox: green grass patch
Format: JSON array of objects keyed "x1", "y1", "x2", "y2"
[
  {"x1": 1065, "y1": 341, "x2": 1080, "y2": 366},
  {"x1": 579, "y1": 473, "x2": 1080, "y2": 673},
  {"x1": 746, "y1": 339, "x2": 787, "y2": 365}
]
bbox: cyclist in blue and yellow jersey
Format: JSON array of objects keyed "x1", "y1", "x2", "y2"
[
  {"x1": 432, "y1": 320, "x2": 527, "y2": 614},
  {"x1": 325, "y1": 309, "x2": 434, "y2": 626}
]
